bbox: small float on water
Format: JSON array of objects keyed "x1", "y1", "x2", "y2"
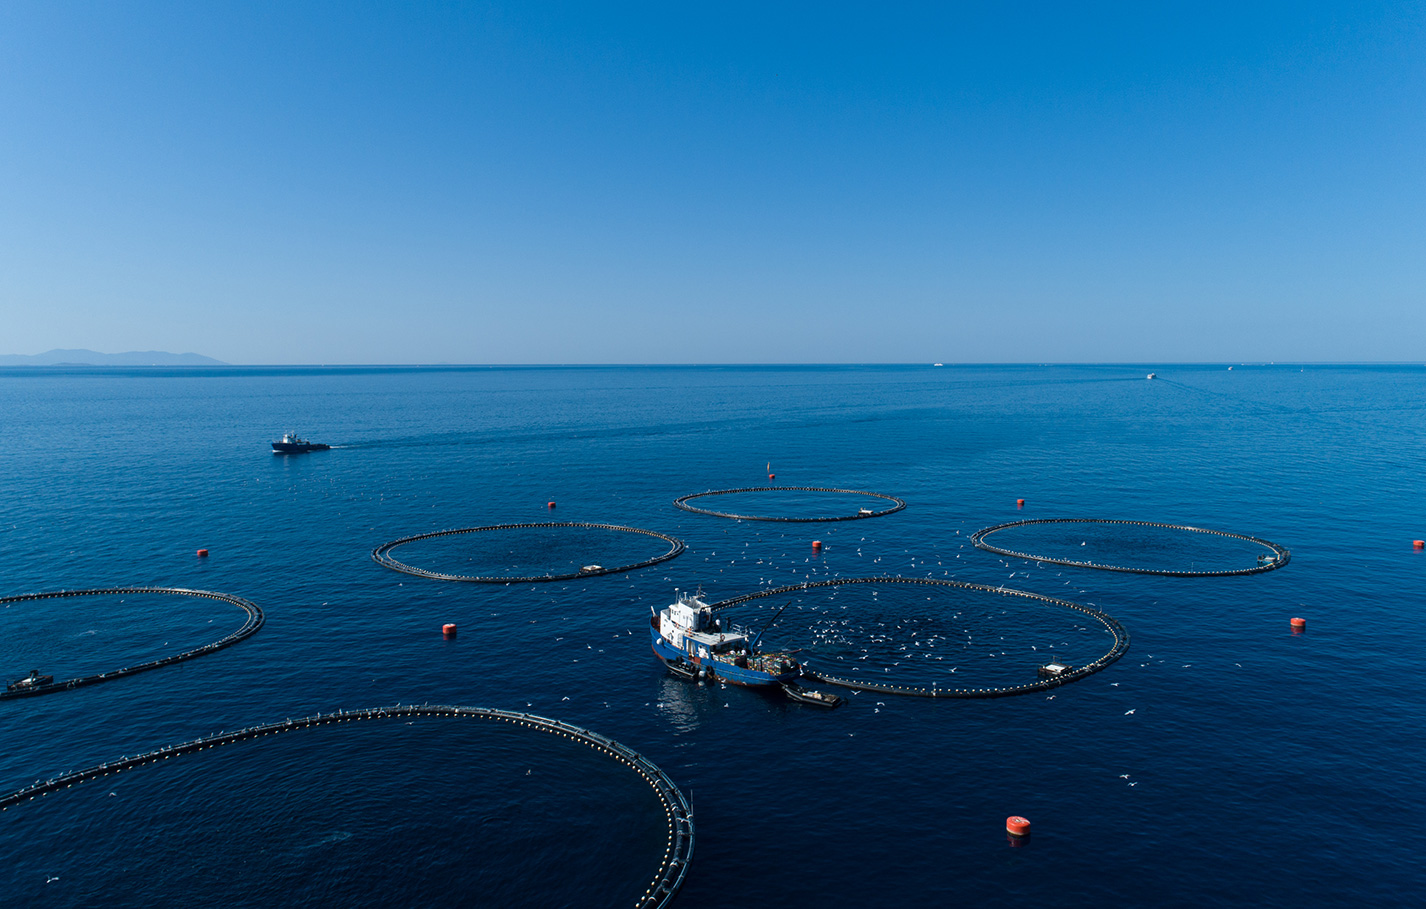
[
  {"x1": 272, "y1": 432, "x2": 330, "y2": 454},
  {"x1": 7, "y1": 670, "x2": 55, "y2": 692},
  {"x1": 651, "y1": 591, "x2": 800, "y2": 687}
]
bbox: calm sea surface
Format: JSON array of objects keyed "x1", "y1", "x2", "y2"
[{"x1": 1, "y1": 364, "x2": 1423, "y2": 906}]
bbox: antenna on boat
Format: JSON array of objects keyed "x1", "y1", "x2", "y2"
[{"x1": 751, "y1": 602, "x2": 791, "y2": 649}]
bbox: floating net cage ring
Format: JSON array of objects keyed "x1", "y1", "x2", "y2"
[
  {"x1": 371, "y1": 521, "x2": 686, "y2": 583},
  {"x1": 709, "y1": 576, "x2": 1129, "y2": 699},
  {"x1": 672, "y1": 486, "x2": 907, "y2": 522},
  {"x1": 0, "y1": 587, "x2": 264, "y2": 701},
  {"x1": 970, "y1": 518, "x2": 1292, "y2": 577},
  {"x1": 0, "y1": 705, "x2": 694, "y2": 909}
]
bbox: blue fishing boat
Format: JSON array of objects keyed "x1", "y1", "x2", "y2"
[{"x1": 650, "y1": 591, "x2": 801, "y2": 686}]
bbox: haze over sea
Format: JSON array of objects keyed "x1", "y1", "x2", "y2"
[{"x1": 2, "y1": 363, "x2": 1423, "y2": 906}]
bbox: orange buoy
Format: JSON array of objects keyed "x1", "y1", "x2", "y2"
[
  {"x1": 812, "y1": 540, "x2": 823, "y2": 551},
  {"x1": 442, "y1": 623, "x2": 457, "y2": 637},
  {"x1": 1415, "y1": 540, "x2": 1424, "y2": 550},
  {"x1": 769, "y1": 473, "x2": 775, "y2": 480},
  {"x1": 196, "y1": 549, "x2": 209, "y2": 557},
  {"x1": 1006, "y1": 816, "x2": 1031, "y2": 837},
  {"x1": 1016, "y1": 499, "x2": 1025, "y2": 507},
  {"x1": 1290, "y1": 617, "x2": 1306, "y2": 632},
  {"x1": 547, "y1": 501, "x2": 556, "y2": 509}
]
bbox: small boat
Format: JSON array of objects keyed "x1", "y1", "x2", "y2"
[
  {"x1": 7, "y1": 670, "x2": 54, "y2": 692},
  {"x1": 651, "y1": 591, "x2": 801, "y2": 687},
  {"x1": 1146, "y1": 373, "x2": 1157, "y2": 380},
  {"x1": 1037, "y1": 661, "x2": 1073, "y2": 679},
  {"x1": 272, "y1": 432, "x2": 331, "y2": 453},
  {"x1": 781, "y1": 682, "x2": 844, "y2": 708},
  {"x1": 663, "y1": 659, "x2": 702, "y2": 681},
  {"x1": 579, "y1": 564, "x2": 604, "y2": 575}
]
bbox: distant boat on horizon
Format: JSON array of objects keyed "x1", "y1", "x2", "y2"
[{"x1": 272, "y1": 432, "x2": 330, "y2": 453}]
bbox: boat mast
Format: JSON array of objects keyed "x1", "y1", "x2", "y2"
[{"x1": 750, "y1": 602, "x2": 791, "y2": 650}]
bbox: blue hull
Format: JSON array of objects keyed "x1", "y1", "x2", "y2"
[{"x1": 650, "y1": 625, "x2": 799, "y2": 687}]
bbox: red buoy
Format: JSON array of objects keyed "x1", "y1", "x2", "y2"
[
  {"x1": 812, "y1": 540, "x2": 823, "y2": 551},
  {"x1": 196, "y1": 549, "x2": 209, "y2": 557},
  {"x1": 442, "y1": 623, "x2": 457, "y2": 637},
  {"x1": 1290, "y1": 617, "x2": 1306, "y2": 632},
  {"x1": 1415, "y1": 540, "x2": 1424, "y2": 550},
  {"x1": 548, "y1": 501, "x2": 556, "y2": 509},
  {"x1": 1006, "y1": 816, "x2": 1031, "y2": 837},
  {"x1": 769, "y1": 474, "x2": 775, "y2": 480},
  {"x1": 1016, "y1": 499, "x2": 1025, "y2": 507}
]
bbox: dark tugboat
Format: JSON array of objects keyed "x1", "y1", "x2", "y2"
[
  {"x1": 7, "y1": 670, "x2": 54, "y2": 692},
  {"x1": 272, "y1": 432, "x2": 331, "y2": 453}
]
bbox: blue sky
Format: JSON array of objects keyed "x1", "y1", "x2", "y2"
[{"x1": 1, "y1": 2, "x2": 1421, "y2": 363}]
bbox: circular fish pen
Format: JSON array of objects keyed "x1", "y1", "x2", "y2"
[
  {"x1": 709, "y1": 577, "x2": 1129, "y2": 698},
  {"x1": 970, "y1": 518, "x2": 1291, "y2": 577},
  {"x1": 0, "y1": 587, "x2": 263, "y2": 701},
  {"x1": 371, "y1": 522, "x2": 685, "y2": 583},
  {"x1": 672, "y1": 486, "x2": 906, "y2": 522},
  {"x1": 0, "y1": 705, "x2": 693, "y2": 908}
]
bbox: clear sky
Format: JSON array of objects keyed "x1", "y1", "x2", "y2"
[{"x1": 1, "y1": 2, "x2": 1421, "y2": 364}]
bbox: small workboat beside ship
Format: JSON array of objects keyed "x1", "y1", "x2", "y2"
[{"x1": 780, "y1": 682, "x2": 845, "y2": 708}]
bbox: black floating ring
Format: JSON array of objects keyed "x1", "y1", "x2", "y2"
[
  {"x1": 672, "y1": 486, "x2": 906, "y2": 522},
  {"x1": 970, "y1": 518, "x2": 1291, "y2": 577},
  {"x1": 0, "y1": 705, "x2": 694, "y2": 909},
  {"x1": 709, "y1": 577, "x2": 1129, "y2": 699},
  {"x1": 372, "y1": 522, "x2": 685, "y2": 583},
  {"x1": 0, "y1": 587, "x2": 264, "y2": 701}
]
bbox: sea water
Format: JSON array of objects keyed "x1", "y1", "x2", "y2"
[{"x1": 1, "y1": 364, "x2": 1423, "y2": 906}]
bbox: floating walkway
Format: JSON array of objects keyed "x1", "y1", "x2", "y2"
[
  {"x1": 0, "y1": 704, "x2": 694, "y2": 909},
  {"x1": 710, "y1": 577, "x2": 1129, "y2": 699},
  {"x1": 0, "y1": 587, "x2": 263, "y2": 701},
  {"x1": 970, "y1": 518, "x2": 1291, "y2": 577},
  {"x1": 673, "y1": 486, "x2": 906, "y2": 522},
  {"x1": 371, "y1": 521, "x2": 685, "y2": 583}
]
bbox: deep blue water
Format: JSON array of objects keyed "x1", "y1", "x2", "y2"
[{"x1": 2, "y1": 363, "x2": 1424, "y2": 906}]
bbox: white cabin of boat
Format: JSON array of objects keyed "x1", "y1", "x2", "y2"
[{"x1": 657, "y1": 591, "x2": 750, "y2": 661}]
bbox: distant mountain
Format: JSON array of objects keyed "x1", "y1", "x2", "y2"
[{"x1": 0, "y1": 349, "x2": 228, "y2": 366}]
